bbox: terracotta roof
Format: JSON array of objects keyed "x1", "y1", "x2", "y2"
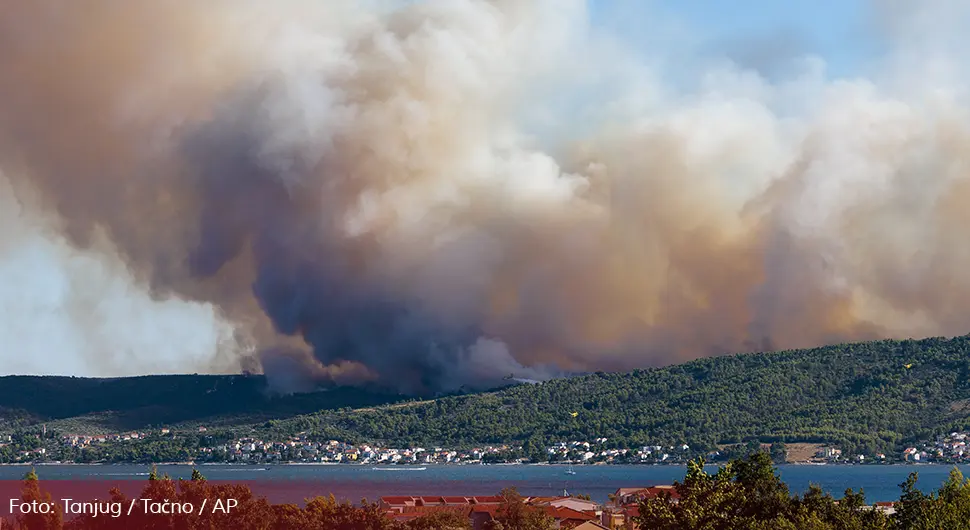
[
  {"x1": 381, "y1": 495, "x2": 504, "y2": 507},
  {"x1": 380, "y1": 496, "x2": 416, "y2": 507},
  {"x1": 529, "y1": 496, "x2": 568, "y2": 503},
  {"x1": 645, "y1": 486, "x2": 680, "y2": 499},
  {"x1": 545, "y1": 506, "x2": 597, "y2": 522},
  {"x1": 620, "y1": 486, "x2": 680, "y2": 503},
  {"x1": 442, "y1": 496, "x2": 471, "y2": 504},
  {"x1": 418, "y1": 496, "x2": 448, "y2": 505},
  {"x1": 472, "y1": 496, "x2": 503, "y2": 503}
]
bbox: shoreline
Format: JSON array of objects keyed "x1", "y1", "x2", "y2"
[{"x1": 0, "y1": 461, "x2": 955, "y2": 467}]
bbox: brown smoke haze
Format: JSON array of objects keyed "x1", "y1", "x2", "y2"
[{"x1": 2, "y1": 0, "x2": 970, "y2": 393}]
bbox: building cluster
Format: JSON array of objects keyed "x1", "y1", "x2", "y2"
[
  {"x1": 49, "y1": 429, "x2": 970, "y2": 465},
  {"x1": 64, "y1": 431, "x2": 149, "y2": 447},
  {"x1": 798, "y1": 431, "x2": 970, "y2": 464},
  {"x1": 546, "y1": 440, "x2": 692, "y2": 463},
  {"x1": 380, "y1": 489, "x2": 897, "y2": 529},
  {"x1": 380, "y1": 486, "x2": 679, "y2": 530},
  {"x1": 204, "y1": 436, "x2": 530, "y2": 464},
  {"x1": 54, "y1": 430, "x2": 701, "y2": 465},
  {"x1": 901, "y1": 431, "x2": 970, "y2": 463}
]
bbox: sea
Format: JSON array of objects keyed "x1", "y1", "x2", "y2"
[{"x1": 4, "y1": 463, "x2": 968, "y2": 505}]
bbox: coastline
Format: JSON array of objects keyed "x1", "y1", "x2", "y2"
[{"x1": 0, "y1": 461, "x2": 949, "y2": 467}]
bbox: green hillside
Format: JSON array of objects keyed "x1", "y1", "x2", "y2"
[
  {"x1": 0, "y1": 374, "x2": 410, "y2": 433},
  {"x1": 258, "y1": 336, "x2": 970, "y2": 453},
  {"x1": 4, "y1": 335, "x2": 970, "y2": 454}
]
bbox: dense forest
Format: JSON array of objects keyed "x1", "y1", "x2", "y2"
[
  {"x1": 257, "y1": 335, "x2": 970, "y2": 454},
  {"x1": 0, "y1": 374, "x2": 410, "y2": 433}
]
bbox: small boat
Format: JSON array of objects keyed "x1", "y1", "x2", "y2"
[
  {"x1": 371, "y1": 467, "x2": 428, "y2": 471},
  {"x1": 565, "y1": 464, "x2": 576, "y2": 475}
]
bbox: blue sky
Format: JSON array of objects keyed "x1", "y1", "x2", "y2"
[{"x1": 588, "y1": 0, "x2": 882, "y2": 79}]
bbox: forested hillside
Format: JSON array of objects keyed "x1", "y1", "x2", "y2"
[
  {"x1": 0, "y1": 375, "x2": 408, "y2": 432},
  {"x1": 261, "y1": 336, "x2": 970, "y2": 453},
  {"x1": 5, "y1": 336, "x2": 970, "y2": 453}
]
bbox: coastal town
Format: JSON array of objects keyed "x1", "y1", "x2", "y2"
[{"x1": 3, "y1": 427, "x2": 970, "y2": 466}]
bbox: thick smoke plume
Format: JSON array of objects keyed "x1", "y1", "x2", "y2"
[{"x1": 1, "y1": 0, "x2": 970, "y2": 393}]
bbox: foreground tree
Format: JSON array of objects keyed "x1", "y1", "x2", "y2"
[
  {"x1": 893, "y1": 468, "x2": 970, "y2": 530},
  {"x1": 405, "y1": 508, "x2": 471, "y2": 530},
  {"x1": 17, "y1": 468, "x2": 63, "y2": 530},
  {"x1": 633, "y1": 452, "x2": 893, "y2": 530},
  {"x1": 302, "y1": 495, "x2": 397, "y2": 530},
  {"x1": 488, "y1": 487, "x2": 556, "y2": 530}
]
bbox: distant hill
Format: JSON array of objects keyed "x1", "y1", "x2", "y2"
[
  {"x1": 256, "y1": 335, "x2": 970, "y2": 453},
  {"x1": 0, "y1": 374, "x2": 411, "y2": 433},
  {"x1": 6, "y1": 335, "x2": 970, "y2": 453}
]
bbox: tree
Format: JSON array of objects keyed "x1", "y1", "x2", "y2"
[
  {"x1": 302, "y1": 494, "x2": 397, "y2": 530},
  {"x1": 633, "y1": 452, "x2": 894, "y2": 530},
  {"x1": 406, "y1": 509, "x2": 471, "y2": 530},
  {"x1": 769, "y1": 442, "x2": 787, "y2": 464},
  {"x1": 491, "y1": 487, "x2": 556, "y2": 530},
  {"x1": 18, "y1": 468, "x2": 63, "y2": 530},
  {"x1": 893, "y1": 468, "x2": 970, "y2": 530},
  {"x1": 191, "y1": 468, "x2": 206, "y2": 482}
]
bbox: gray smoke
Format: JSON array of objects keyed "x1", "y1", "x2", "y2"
[{"x1": 1, "y1": 0, "x2": 970, "y2": 393}]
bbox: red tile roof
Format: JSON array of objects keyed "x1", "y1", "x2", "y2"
[
  {"x1": 618, "y1": 486, "x2": 680, "y2": 504},
  {"x1": 529, "y1": 496, "x2": 568, "y2": 504},
  {"x1": 544, "y1": 506, "x2": 597, "y2": 522},
  {"x1": 472, "y1": 496, "x2": 503, "y2": 503},
  {"x1": 380, "y1": 496, "x2": 414, "y2": 506},
  {"x1": 442, "y1": 496, "x2": 471, "y2": 504},
  {"x1": 380, "y1": 495, "x2": 504, "y2": 508}
]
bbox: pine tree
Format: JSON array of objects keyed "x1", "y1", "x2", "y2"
[{"x1": 18, "y1": 467, "x2": 62, "y2": 530}]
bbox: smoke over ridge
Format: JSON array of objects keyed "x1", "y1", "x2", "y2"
[{"x1": 1, "y1": 0, "x2": 970, "y2": 393}]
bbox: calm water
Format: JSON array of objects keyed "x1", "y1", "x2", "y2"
[{"x1": 8, "y1": 464, "x2": 968, "y2": 504}]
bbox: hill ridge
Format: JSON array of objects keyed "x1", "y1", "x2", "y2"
[
  {"x1": 3, "y1": 334, "x2": 970, "y2": 454},
  {"x1": 255, "y1": 334, "x2": 970, "y2": 453}
]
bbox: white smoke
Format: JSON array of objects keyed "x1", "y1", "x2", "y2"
[
  {"x1": 0, "y1": 0, "x2": 969, "y2": 391},
  {"x1": 0, "y1": 175, "x2": 242, "y2": 376}
]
